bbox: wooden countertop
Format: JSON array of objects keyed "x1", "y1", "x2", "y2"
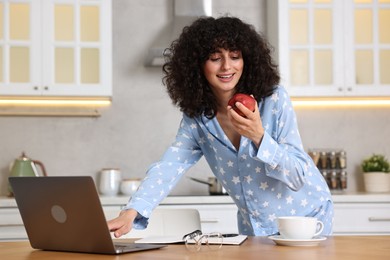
[{"x1": 1, "y1": 236, "x2": 390, "y2": 259}]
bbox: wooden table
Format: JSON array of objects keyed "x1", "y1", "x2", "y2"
[{"x1": 1, "y1": 236, "x2": 389, "y2": 260}]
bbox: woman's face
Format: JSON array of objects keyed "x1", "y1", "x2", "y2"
[{"x1": 203, "y1": 48, "x2": 244, "y2": 96}]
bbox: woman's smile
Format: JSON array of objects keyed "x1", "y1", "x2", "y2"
[{"x1": 217, "y1": 73, "x2": 235, "y2": 81}]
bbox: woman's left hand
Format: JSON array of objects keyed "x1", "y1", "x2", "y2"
[{"x1": 227, "y1": 99, "x2": 264, "y2": 148}]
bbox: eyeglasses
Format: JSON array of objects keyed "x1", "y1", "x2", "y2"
[{"x1": 182, "y1": 230, "x2": 223, "y2": 252}]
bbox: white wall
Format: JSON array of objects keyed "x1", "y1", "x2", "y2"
[{"x1": 0, "y1": 0, "x2": 389, "y2": 196}]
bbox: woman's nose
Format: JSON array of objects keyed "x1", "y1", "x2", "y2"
[{"x1": 221, "y1": 59, "x2": 231, "y2": 70}]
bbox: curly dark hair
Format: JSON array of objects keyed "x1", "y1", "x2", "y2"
[{"x1": 162, "y1": 16, "x2": 280, "y2": 118}]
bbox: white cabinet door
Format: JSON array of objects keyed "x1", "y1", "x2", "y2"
[
  {"x1": 333, "y1": 203, "x2": 390, "y2": 235},
  {"x1": 267, "y1": 0, "x2": 390, "y2": 97},
  {"x1": 0, "y1": 0, "x2": 112, "y2": 97},
  {"x1": 344, "y1": 0, "x2": 390, "y2": 97},
  {"x1": 267, "y1": 0, "x2": 344, "y2": 97}
]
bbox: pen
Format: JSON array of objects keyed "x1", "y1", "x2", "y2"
[{"x1": 222, "y1": 233, "x2": 239, "y2": 237}]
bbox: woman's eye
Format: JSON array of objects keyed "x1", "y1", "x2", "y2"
[{"x1": 210, "y1": 57, "x2": 220, "y2": 62}]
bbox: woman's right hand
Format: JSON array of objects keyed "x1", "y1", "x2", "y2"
[
  {"x1": 227, "y1": 98, "x2": 264, "y2": 148},
  {"x1": 107, "y1": 208, "x2": 138, "y2": 238}
]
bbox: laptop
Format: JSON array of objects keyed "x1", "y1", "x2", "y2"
[{"x1": 9, "y1": 176, "x2": 165, "y2": 255}]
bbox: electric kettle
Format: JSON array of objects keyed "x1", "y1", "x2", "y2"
[{"x1": 8, "y1": 152, "x2": 47, "y2": 196}]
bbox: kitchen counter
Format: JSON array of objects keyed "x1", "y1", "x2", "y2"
[
  {"x1": 0, "y1": 195, "x2": 235, "y2": 207},
  {"x1": 1, "y1": 192, "x2": 390, "y2": 207},
  {"x1": 1, "y1": 236, "x2": 390, "y2": 259},
  {"x1": 1, "y1": 192, "x2": 390, "y2": 240}
]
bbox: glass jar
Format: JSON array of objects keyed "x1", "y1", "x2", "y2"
[
  {"x1": 340, "y1": 171, "x2": 347, "y2": 190},
  {"x1": 329, "y1": 151, "x2": 337, "y2": 169},
  {"x1": 330, "y1": 171, "x2": 338, "y2": 190},
  {"x1": 337, "y1": 151, "x2": 347, "y2": 169},
  {"x1": 320, "y1": 151, "x2": 328, "y2": 169}
]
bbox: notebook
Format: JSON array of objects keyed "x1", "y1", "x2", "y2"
[
  {"x1": 134, "y1": 234, "x2": 248, "y2": 245},
  {"x1": 9, "y1": 176, "x2": 165, "y2": 255}
]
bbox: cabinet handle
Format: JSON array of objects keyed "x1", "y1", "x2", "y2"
[
  {"x1": 44, "y1": 86, "x2": 49, "y2": 90},
  {"x1": 368, "y1": 217, "x2": 390, "y2": 222},
  {"x1": 201, "y1": 218, "x2": 219, "y2": 223},
  {"x1": 0, "y1": 224, "x2": 24, "y2": 227}
]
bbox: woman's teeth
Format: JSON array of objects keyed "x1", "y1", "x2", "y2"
[{"x1": 218, "y1": 74, "x2": 233, "y2": 79}]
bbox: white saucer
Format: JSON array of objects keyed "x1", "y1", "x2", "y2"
[{"x1": 268, "y1": 235, "x2": 327, "y2": 247}]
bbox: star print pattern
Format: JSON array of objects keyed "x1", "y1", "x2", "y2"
[{"x1": 125, "y1": 86, "x2": 334, "y2": 236}]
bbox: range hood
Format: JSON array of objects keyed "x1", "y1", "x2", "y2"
[{"x1": 145, "y1": 0, "x2": 212, "y2": 66}]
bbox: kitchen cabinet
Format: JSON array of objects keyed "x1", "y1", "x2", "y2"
[
  {"x1": 1, "y1": 194, "x2": 390, "y2": 241},
  {"x1": 0, "y1": 0, "x2": 112, "y2": 98},
  {"x1": 0, "y1": 207, "x2": 27, "y2": 241},
  {"x1": 156, "y1": 204, "x2": 238, "y2": 235},
  {"x1": 100, "y1": 194, "x2": 390, "y2": 237},
  {"x1": 0, "y1": 196, "x2": 238, "y2": 241},
  {"x1": 267, "y1": 0, "x2": 390, "y2": 97},
  {"x1": 102, "y1": 197, "x2": 239, "y2": 238},
  {"x1": 332, "y1": 194, "x2": 390, "y2": 235}
]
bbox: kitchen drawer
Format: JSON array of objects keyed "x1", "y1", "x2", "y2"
[
  {"x1": 0, "y1": 208, "x2": 23, "y2": 225},
  {"x1": 0, "y1": 208, "x2": 27, "y2": 241},
  {"x1": 333, "y1": 203, "x2": 390, "y2": 235},
  {"x1": 196, "y1": 205, "x2": 238, "y2": 234},
  {"x1": 0, "y1": 226, "x2": 27, "y2": 241},
  {"x1": 157, "y1": 204, "x2": 239, "y2": 234}
]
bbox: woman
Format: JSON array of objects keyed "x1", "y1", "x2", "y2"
[{"x1": 108, "y1": 16, "x2": 333, "y2": 237}]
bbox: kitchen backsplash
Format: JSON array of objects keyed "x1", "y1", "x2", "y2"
[{"x1": 0, "y1": 0, "x2": 390, "y2": 196}]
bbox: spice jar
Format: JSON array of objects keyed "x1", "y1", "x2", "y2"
[
  {"x1": 329, "y1": 151, "x2": 337, "y2": 169},
  {"x1": 330, "y1": 171, "x2": 338, "y2": 190},
  {"x1": 309, "y1": 150, "x2": 320, "y2": 166},
  {"x1": 337, "y1": 151, "x2": 347, "y2": 169},
  {"x1": 308, "y1": 148, "x2": 348, "y2": 191},
  {"x1": 322, "y1": 170, "x2": 330, "y2": 188},
  {"x1": 340, "y1": 171, "x2": 347, "y2": 190},
  {"x1": 320, "y1": 151, "x2": 328, "y2": 169}
]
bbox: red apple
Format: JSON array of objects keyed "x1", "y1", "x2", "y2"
[{"x1": 228, "y1": 93, "x2": 256, "y2": 117}]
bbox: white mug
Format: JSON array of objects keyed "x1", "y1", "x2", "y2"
[
  {"x1": 98, "y1": 168, "x2": 122, "y2": 196},
  {"x1": 277, "y1": 216, "x2": 324, "y2": 240}
]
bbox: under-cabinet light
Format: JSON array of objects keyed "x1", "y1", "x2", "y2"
[
  {"x1": 291, "y1": 98, "x2": 390, "y2": 108},
  {"x1": 0, "y1": 98, "x2": 111, "y2": 106}
]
